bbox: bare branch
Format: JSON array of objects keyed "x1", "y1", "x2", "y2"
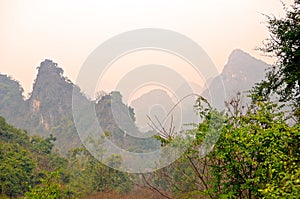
[{"x1": 141, "y1": 173, "x2": 173, "y2": 199}]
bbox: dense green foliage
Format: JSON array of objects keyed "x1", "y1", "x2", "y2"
[
  {"x1": 141, "y1": 3, "x2": 300, "y2": 196},
  {"x1": 1, "y1": 95, "x2": 298, "y2": 198},
  {"x1": 0, "y1": 143, "x2": 34, "y2": 197},
  {"x1": 0, "y1": 1, "x2": 299, "y2": 198},
  {"x1": 253, "y1": 0, "x2": 300, "y2": 121},
  {"x1": 0, "y1": 116, "x2": 69, "y2": 198},
  {"x1": 0, "y1": 116, "x2": 133, "y2": 199},
  {"x1": 67, "y1": 148, "x2": 132, "y2": 197},
  {"x1": 24, "y1": 171, "x2": 66, "y2": 199},
  {"x1": 206, "y1": 101, "x2": 299, "y2": 198},
  {"x1": 142, "y1": 97, "x2": 299, "y2": 199}
]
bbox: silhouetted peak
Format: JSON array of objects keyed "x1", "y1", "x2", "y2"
[
  {"x1": 223, "y1": 49, "x2": 267, "y2": 75},
  {"x1": 201, "y1": 49, "x2": 269, "y2": 110},
  {"x1": 29, "y1": 59, "x2": 73, "y2": 105},
  {"x1": 132, "y1": 89, "x2": 170, "y2": 103},
  {"x1": 37, "y1": 59, "x2": 64, "y2": 77},
  {"x1": 0, "y1": 73, "x2": 16, "y2": 84},
  {"x1": 0, "y1": 73, "x2": 24, "y2": 94},
  {"x1": 229, "y1": 49, "x2": 251, "y2": 59}
]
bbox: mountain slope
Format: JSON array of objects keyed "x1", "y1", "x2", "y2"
[
  {"x1": 25, "y1": 60, "x2": 79, "y2": 152},
  {"x1": 202, "y1": 49, "x2": 269, "y2": 109},
  {"x1": 0, "y1": 49, "x2": 270, "y2": 152},
  {"x1": 0, "y1": 60, "x2": 144, "y2": 153},
  {"x1": 0, "y1": 74, "x2": 28, "y2": 128},
  {"x1": 130, "y1": 89, "x2": 176, "y2": 132}
]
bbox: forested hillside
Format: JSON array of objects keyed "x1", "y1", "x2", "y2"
[
  {"x1": 0, "y1": 60, "x2": 144, "y2": 153},
  {"x1": 0, "y1": 1, "x2": 299, "y2": 198},
  {"x1": 0, "y1": 116, "x2": 141, "y2": 198}
]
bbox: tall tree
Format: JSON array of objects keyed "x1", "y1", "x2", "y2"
[{"x1": 253, "y1": 0, "x2": 300, "y2": 121}]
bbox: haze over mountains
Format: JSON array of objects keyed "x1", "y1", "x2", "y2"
[
  {"x1": 131, "y1": 49, "x2": 269, "y2": 130},
  {"x1": 0, "y1": 49, "x2": 269, "y2": 153},
  {"x1": 202, "y1": 49, "x2": 268, "y2": 109}
]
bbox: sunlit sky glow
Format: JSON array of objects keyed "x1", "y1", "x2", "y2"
[{"x1": 0, "y1": 0, "x2": 292, "y2": 95}]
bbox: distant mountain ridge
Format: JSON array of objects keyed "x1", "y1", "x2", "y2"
[
  {"x1": 202, "y1": 49, "x2": 269, "y2": 109},
  {"x1": 0, "y1": 73, "x2": 28, "y2": 127},
  {"x1": 131, "y1": 49, "x2": 269, "y2": 127},
  {"x1": 130, "y1": 89, "x2": 176, "y2": 132},
  {"x1": 0, "y1": 49, "x2": 269, "y2": 152},
  {"x1": 0, "y1": 60, "x2": 144, "y2": 153},
  {"x1": 0, "y1": 60, "x2": 81, "y2": 152}
]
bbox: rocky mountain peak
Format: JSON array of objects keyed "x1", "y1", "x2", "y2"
[
  {"x1": 29, "y1": 60, "x2": 72, "y2": 102},
  {"x1": 223, "y1": 49, "x2": 267, "y2": 76},
  {"x1": 227, "y1": 49, "x2": 251, "y2": 61},
  {"x1": 38, "y1": 59, "x2": 63, "y2": 76},
  {"x1": 202, "y1": 49, "x2": 269, "y2": 110}
]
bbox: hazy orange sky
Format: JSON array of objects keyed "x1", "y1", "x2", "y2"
[{"x1": 0, "y1": 0, "x2": 292, "y2": 95}]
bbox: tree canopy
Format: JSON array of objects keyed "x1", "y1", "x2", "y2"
[{"x1": 253, "y1": 0, "x2": 300, "y2": 121}]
